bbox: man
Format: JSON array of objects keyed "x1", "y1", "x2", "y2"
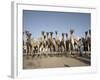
[{"x1": 78, "y1": 38, "x2": 84, "y2": 56}]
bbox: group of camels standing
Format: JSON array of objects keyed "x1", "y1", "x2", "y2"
[{"x1": 23, "y1": 29, "x2": 91, "y2": 58}]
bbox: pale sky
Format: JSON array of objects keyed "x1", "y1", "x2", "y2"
[{"x1": 23, "y1": 10, "x2": 91, "y2": 39}]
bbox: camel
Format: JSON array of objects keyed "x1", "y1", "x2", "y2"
[{"x1": 24, "y1": 31, "x2": 32, "y2": 58}]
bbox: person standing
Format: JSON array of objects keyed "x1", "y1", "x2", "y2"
[{"x1": 79, "y1": 38, "x2": 84, "y2": 56}]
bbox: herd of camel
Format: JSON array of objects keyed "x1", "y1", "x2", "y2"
[{"x1": 23, "y1": 29, "x2": 91, "y2": 58}]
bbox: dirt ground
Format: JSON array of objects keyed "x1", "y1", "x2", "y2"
[{"x1": 23, "y1": 54, "x2": 90, "y2": 69}]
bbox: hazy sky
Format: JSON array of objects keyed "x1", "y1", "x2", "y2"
[{"x1": 23, "y1": 10, "x2": 91, "y2": 39}]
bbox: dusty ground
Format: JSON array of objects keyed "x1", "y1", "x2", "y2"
[{"x1": 23, "y1": 54, "x2": 90, "y2": 69}]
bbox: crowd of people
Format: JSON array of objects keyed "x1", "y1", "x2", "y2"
[{"x1": 23, "y1": 29, "x2": 91, "y2": 58}]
